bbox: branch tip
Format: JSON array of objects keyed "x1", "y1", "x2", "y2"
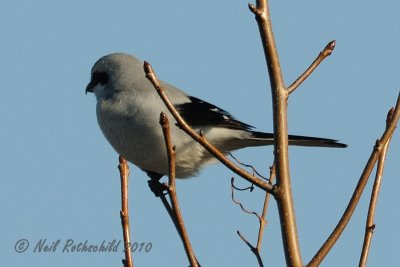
[
  {"x1": 327, "y1": 40, "x2": 336, "y2": 51},
  {"x1": 288, "y1": 40, "x2": 336, "y2": 94},
  {"x1": 386, "y1": 108, "x2": 395, "y2": 127},
  {"x1": 248, "y1": 3, "x2": 258, "y2": 14},
  {"x1": 143, "y1": 61, "x2": 152, "y2": 75},
  {"x1": 321, "y1": 40, "x2": 335, "y2": 57},
  {"x1": 118, "y1": 155, "x2": 126, "y2": 165},
  {"x1": 159, "y1": 112, "x2": 168, "y2": 125}
]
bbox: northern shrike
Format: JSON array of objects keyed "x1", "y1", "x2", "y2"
[{"x1": 86, "y1": 53, "x2": 346, "y2": 178}]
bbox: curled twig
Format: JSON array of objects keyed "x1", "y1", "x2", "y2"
[
  {"x1": 228, "y1": 152, "x2": 268, "y2": 181},
  {"x1": 231, "y1": 183, "x2": 254, "y2": 192},
  {"x1": 231, "y1": 164, "x2": 275, "y2": 267},
  {"x1": 231, "y1": 178, "x2": 262, "y2": 220}
]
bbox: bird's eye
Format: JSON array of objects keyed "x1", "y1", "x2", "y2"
[{"x1": 92, "y1": 71, "x2": 109, "y2": 86}]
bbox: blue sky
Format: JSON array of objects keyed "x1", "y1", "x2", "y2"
[{"x1": 1, "y1": 1, "x2": 399, "y2": 266}]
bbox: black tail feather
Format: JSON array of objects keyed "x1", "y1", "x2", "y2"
[{"x1": 251, "y1": 131, "x2": 347, "y2": 148}]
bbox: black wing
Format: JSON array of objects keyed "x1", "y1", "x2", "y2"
[{"x1": 175, "y1": 96, "x2": 253, "y2": 131}]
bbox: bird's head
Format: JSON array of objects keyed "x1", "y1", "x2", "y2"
[{"x1": 86, "y1": 53, "x2": 143, "y2": 100}]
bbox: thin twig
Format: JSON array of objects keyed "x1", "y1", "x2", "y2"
[
  {"x1": 231, "y1": 178, "x2": 263, "y2": 267},
  {"x1": 287, "y1": 41, "x2": 336, "y2": 94},
  {"x1": 143, "y1": 61, "x2": 274, "y2": 194},
  {"x1": 249, "y1": 1, "x2": 303, "y2": 266},
  {"x1": 359, "y1": 109, "x2": 395, "y2": 267},
  {"x1": 231, "y1": 178, "x2": 262, "y2": 221},
  {"x1": 237, "y1": 231, "x2": 264, "y2": 267},
  {"x1": 231, "y1": 182, "x2": 255, "y2": 192},
  {"x1": 256, "y1": 164, "x2": 276, "y2": 251},
  {"x1": 118, "y1": 156, "x2": 134, "y2": 267},
  {"x1": 232, "y1": 165, "x2": 275, "y2": 267},
  {"x1": 308, "y1": 94, "x2": 400, "y2": 267},
  {"x1": 228, "y1": 152, "x2": 268, "y2": 180},
  {"x1": 159, "y1": 112, "x2": 199, "y2": 267}
]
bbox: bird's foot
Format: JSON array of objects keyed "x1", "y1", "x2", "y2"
[{"x1": 147, "y1": 178, "x2": 168, "y2": 197}]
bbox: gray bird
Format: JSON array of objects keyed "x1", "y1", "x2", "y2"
[{"x1": 86, "y1": 53, "x2": 346, "y2": 179}]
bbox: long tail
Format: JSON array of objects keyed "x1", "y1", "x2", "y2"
[{"x1": 250, "y1": 131, "x2": 347, "y2": 148}]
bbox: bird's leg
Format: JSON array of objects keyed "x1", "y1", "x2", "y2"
[{"x1": 146, "y1": 171, "x2": 167, "y2": 197}]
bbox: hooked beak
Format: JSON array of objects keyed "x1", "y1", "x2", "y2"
[{"x1": 85, "y1": 81, "x2": 94, "y2": 95}]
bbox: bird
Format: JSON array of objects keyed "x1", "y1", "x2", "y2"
[{"x1": 86, "y1": 53, "x2": 346, "y2": 179}]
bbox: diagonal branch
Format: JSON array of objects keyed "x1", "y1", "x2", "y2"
[
  {"x1": 159, "y1": 112, "x2": 199, "y2": 267},
  {"x1": 359, "y1": 109, "x2": 395, "y2": 267},
  {"x1": 237, "y1": 230, "x2": 264, "y2": 267},
  {"x1": 307, "y1": 93, "x2": 400, "y2": 267},
  {"x1": 151, "y1": 182, "x2": 198, "y2": 265},
  {"x1": 288, "y1": 41, "x2": 336, "y2": 95},
  {"x1": 144, "y1": 61, "x2": 274, "y2": 194},
  {"x1": 118, "y1": 156, "x2": 134, "y2": 267}
]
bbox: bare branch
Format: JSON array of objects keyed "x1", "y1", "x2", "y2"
[
  {"x1": 143, "y1": 61, "x2": 274, "y2": 194},
  {"x1": 308, "y1": 93, "x2": 400, "y2": 267},
  {"x1": 159, "y1": 113, "x2": 199, "y2": 267},
  {"x1": 250, "y1": 1, "x2": 302, "y2": 265},
  {"x1": 359, "y1": 109, "x2": 394, "y2": 267},
  {"x1": 118, "y1": 156, "x2": 134, "y2": 267},
  {"x1": 288, "y1": 41, "x2": 336, "y2": 95}
]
